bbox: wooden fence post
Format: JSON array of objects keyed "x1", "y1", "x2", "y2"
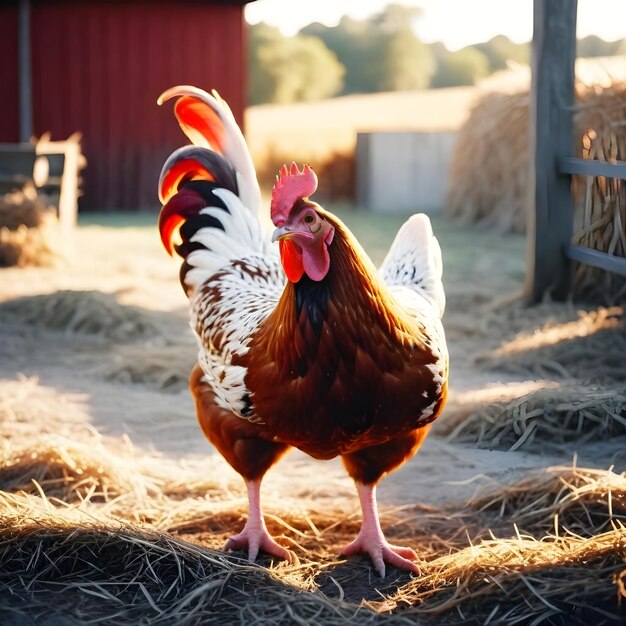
[
  {"x1": 524, "y1": 0, "x2": 578, "y2": 302},
  {"x1": 18, "y1": 0, "x2": 33, "y2": 142}
]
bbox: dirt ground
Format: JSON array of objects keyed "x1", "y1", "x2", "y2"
[
  {"x1": 0, "y1": 213, "x2": 582, "y2": 503},
  {"x1": 1, "y1": 210, "x2": 625, "y2": 624}
]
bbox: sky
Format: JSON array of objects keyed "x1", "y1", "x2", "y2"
[{"x1": 245, "y1": 0, "x2": 626, "y2": 51}]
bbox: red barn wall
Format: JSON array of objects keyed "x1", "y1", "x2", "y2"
[
  {"x1": 0, "y1": 6, "x2": 20, "y2": 143},
  {"x1": 1, "y1": 1, "x2": 247, "y2": 210}
]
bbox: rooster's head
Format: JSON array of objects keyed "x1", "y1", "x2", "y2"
[{"x1": 270, "y1": 163, "x2": 335, "y2": 283}]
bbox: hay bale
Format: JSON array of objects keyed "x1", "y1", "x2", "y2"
[
  {"x1": 0, "y1": 184, "x2": 60, "y2": 267},
  {"x1": 446, "y1": 83, "x2": 626, "y2": 303},
  {"x1": 0, "y1": 290, "x2": 162, "y2": 341},
  {"x1": 446, "y1": 91, "x2": 530, "y2": 233}
]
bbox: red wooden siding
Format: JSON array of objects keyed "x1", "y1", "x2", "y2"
[
  {"x1": 0, "y1": 6, "x2": 20, "y2": 143},
  {"x1": 1, "y1": 1, "x2": 246, "y2": 210}
]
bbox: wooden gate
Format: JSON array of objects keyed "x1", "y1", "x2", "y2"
[{"x1": 525, "y1": 0, "x2": 626, "y2": 302}]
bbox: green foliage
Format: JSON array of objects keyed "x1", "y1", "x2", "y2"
[
  {"x1": 378, "y1": 26, "x2": 435, "y2": 91},
  {"x1": 302, "y1": 4, "x2": 434, "y2": 95},
  {"x1": 247, "y1": 8, "x2": 624, "y2": 105},
  {"x1": 431, "y1": 35, "x2": 527, "y2": 89},
  {"x1": 248, "y1": 24, "x2": 344, "y2": 105},
  {"x1": 431, "y1": 47, "x2": 490, "y2": 88},
  {"x1": 577, "y1": 35, "x2": 622, "y2": 57},
  {"x1": 302, "y1": 17, "x2": 380, "y2": 94},
  {"x1": 473, "y1": 35, "x2": 530, "y2": 71}
]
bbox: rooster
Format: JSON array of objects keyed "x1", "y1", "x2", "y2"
[{"x1": 157, "y1": 86, "x2": 448, "y2": 577}]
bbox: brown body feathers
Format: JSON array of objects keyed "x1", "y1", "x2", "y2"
[{"x1": 242, "y1": 213, "x2": 447, "y2": 478}]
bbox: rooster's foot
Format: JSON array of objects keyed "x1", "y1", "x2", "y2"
[
  {"x1": 340, "y1": 533, "x2": 420, "y2": 578},
  {"x1": 224, "y1": 523, "x2": 294, "y2": 564}
]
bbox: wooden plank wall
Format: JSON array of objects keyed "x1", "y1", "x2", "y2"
[
  {"x1": 1, "y1": 1, "x2": 246, "y2": 210},
  {"x1": 0, "y1": 6, "x2": 20, "y2": 143}
]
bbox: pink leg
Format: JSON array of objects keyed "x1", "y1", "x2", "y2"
[
  {"x1": 341, "y1": 482, "x2": 420, "y2": 578},
  {"x1": 224, "y1": 479, "x2": 294, "y2": 563}
]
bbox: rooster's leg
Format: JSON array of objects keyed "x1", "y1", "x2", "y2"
[
  {"x1": 189, "y1": 365, "x2": 292, "y2": 564},
  {"x1": 340, "y1": 429, "x2": 431, "y2": 577},
  {"x1": 340, "y1": 482, "x2": 419, "y2": 578},
  {"x1": 224, "y1": 478, "x2": 294, "y2": 563}
]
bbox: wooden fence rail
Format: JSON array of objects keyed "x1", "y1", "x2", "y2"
[{"x1": 525, "y1": 0, "x2": 626, "y2": 303}]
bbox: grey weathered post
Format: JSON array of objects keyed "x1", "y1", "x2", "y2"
[
  {"x1": 18, "y1": 0, "x2": 33, "y2": 143},
  {"x1": 524, "y1": 0, "x2": 578, "y2": 302}
]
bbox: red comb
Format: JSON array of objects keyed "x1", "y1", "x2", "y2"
[{"x1": 270, "y1": 162, "x2": 318, "y2": 225}]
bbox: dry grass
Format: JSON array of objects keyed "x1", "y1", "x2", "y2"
[
  {"x1": 99, "y1": 344, "x2": 196, "y2": 391},
  {"x1": 0, "y1": 376, "x2": 88, "y2": 440},
  {"x1": 0, "y1": 289, "x2": 197, "y2": 392},
  {"x1": 2, "y1": 456, "x2": 625, "y2": 624},
  {"x1": 441, "y1": 302, "x2": 626, "y2": 451},
  {"x1": 254, "y1": 148, "x2": 355, "y2": 200},
  {"x1": 477, "y1": 305, "x2": 626, "y2": 381},
  {"x1": 1, "y1": 377, "x2": 626, "y2": 625},
  {"x1": 442, "y1": 382, "x2": 626, "y2": 452},
  {"x1": 573, "y1": 84, "x2": 626, "y2": 303},
  {"x1": 0, "y1": 185, "x2": 60, "y2": 267},
  {"x1": 0, "y1": 290, "x2": 164, "y2": 341},
  {"x1": 0, "y1": 378, "x2": 157, "y2": 504}
]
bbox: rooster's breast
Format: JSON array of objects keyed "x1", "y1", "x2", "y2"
[{"x1": 242, "y1": 289, "x2": 447, "y2": 458}]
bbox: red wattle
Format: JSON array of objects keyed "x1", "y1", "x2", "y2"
[
  {"x1": 279, "y1": 239, "x2": 304, "y2": 282},
  {"x1": 301, "y1": 243, "x2": 330, "y2": 281}
]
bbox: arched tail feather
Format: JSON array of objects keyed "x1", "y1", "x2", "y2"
[
  {"x1": 159, "y1": 146, "x2": 239, "y2": 205},
  {"x1": 158, "y1": 86, "x2": 269, "y2": 295},
  {"x1": 158, "y1": 188, "x2": 208, "y2": 256},
  {"x1": 157, "y1": 85, "x2": 260, "y2": 215}
]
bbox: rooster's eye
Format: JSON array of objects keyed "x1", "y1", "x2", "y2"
[{"x1": 304, "y1": 215, "x2": 315, "y2": 224}]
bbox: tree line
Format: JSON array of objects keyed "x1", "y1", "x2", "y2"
[{"x1": 248, "y1": 4, "x2": 626, "y2": 105}]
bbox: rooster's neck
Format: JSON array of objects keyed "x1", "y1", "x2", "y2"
[
  {"x1": 293, "y1": 275, "x2": 332, "y2": 333},
  {"x1": 278, "y1": 213, "x2": 414, "y2": 338}
]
